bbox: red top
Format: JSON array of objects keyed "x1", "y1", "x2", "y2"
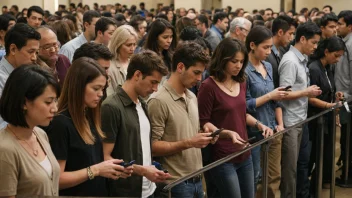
[{"x1": 198, "y1": 77, "x2": 250, "y2": 163}]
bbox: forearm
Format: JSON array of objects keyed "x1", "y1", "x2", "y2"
[
  {"x1": 275, "y1": 107, "x2": 284, "y2": 126},
  {"x1": 281, "y1": 89, "x2": 307, "y2": 100},
  {"x1": 309, "y1": 98, "x2": 333, "y2": 109},
  {"x1": 59, "y1": 168, "x2": 90, "y2": 190},
  {"x1": 246, "y1": 113, "x2": 258, "y2": 127},
  {"x1": 132, "y1": 164, "x2": 146, "y2": 176},
  {"x1": 152, "y1": 140, "x2": 191, "y2": 157},
  {"x1": 255, "y1": 93, "x2": 272, "y2": 107}
]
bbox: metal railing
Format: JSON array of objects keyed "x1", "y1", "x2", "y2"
[{"x1": 164, "y1": 99, "x2": 352, "y2": 198}]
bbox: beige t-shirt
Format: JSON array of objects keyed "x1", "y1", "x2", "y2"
[
  {"x1": 0, "y1": 127, "x2": 60, "y2": 196},
  {"x1": 107, "y1": 59, "x2": 128, "y2": 96}
]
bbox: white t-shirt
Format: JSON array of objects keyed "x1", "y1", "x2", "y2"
[{"x1": 136, "y1": 101, "x2": 156, "y2": 198}]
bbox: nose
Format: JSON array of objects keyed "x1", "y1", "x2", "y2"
[
  {"x1": 52, "y1": 101, "x2": 58, "y2": 113},
  {"x1": 98, "y1": 89, "x2": 104, "y2": 98},
  {"x1": 167, "y1": 38, "x2": 172, "y2": 44},
  {"x1": 32, "y1": 53, "x2": 37, "y2": 62},
  {"x1": 152, "y1": 84, "x2": 158, "y2": 92},
  {"x1": 196, "y1": 74, "x2": 202, "y2": 81}
]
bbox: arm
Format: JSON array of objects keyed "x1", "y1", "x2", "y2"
[
  {"x1": 102, "y1": 143, "x2": 114, "y2": 161},
  {"x1": 152, "y1": 139, "x2": 193, "y2": 157},
  {"x1": 101, "y1": 103, "x2": 120, "y2": 160},
  {"x1": 275, "y1": 107, "x2": 284, "y2": 127},
  {"x1": 246, "y1": 114, "x2": 273, "y2": 138},
  {"x1": 309, "y1": 98, "x2": 336, "y2": 109},
  {"x1": 57, "y1": 160, "x2": 90, "y2": 190}
]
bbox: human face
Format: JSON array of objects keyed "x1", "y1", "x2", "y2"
[
  {"x1": 180, "y1": 8, "x2": 186, "y2": 17},
  {"x1": 302, "y1": 34, "x2": 320, "y2": 55},
  {"x1": 101, "y1": 25, "x2": 116, "y2": 46},
  {"x1": 225, "y1": 52, "x2": 245, "y2": 77},
  {"x1": 8, "y1": 20, "x2": 16, "y2": 30},
  {"x1": 323, "y1": 7, "x2": 331, "y2": 14},
  {"x1": 218, "y1": 18, "x2": 229, "y2": 32},
  {"x1": 136, "y1": 71, "x2": 163, "y2": 97},
  {"x1": 337, "y1": 18, "x2": 351, "y2": 38},
  {"x1": 25, "y1": 85, "x2": 58, "y2": 127},
  {"x1": 195, "y1": 19, "x2": 205, "y2": 32},
  {"x1": 85, "y1": 17, "x2": 100, "y2": 40},
  {"x1": 84, "y1": 75, "x2": 107, "y2": 108},
  {"x1": 38, "y1": 30, "x2": 59, "y2": 66},
  {"x1": 298, "y1": 15, "x2": 306, "y2": 24},
  {"x1": 157, "y1": 28, "x2": 173, "y2": 51},
  {"x1": 138, "y1": 21, "x2": 147, "y2": 38},
  {"x1": 97, "y1": 58, "x2": 110, "y2": 75},
  {"x1": 252, "y1": 38, "x2": 273, "y2": 60},
  {"x1": 27, "y1": 11, "x2": 43, "y2": 28},
  {"x1": 322, "y1": 21, "x2": 337, "y2": 38},
  {"x1": 119, "y1": 36, "x2": 137, "y2": 60},
  {"x1": 281, "y1": 26, "x2": 296, "y2": 46},
  {"x1": 325, "y1": 50, "x2": 344, "y2": 65},
  {"x1": 179, "y1": 62, "x2": 206, "y2": 88},
  {"x1": 237, "y1": 24, "x2": 250, "y2": 42},
  {"x1": 167, "y1": 11, "x2": 174, "y2": 22},
  {"x1": 13, "y1": 39, "x2": 39, "y2": 67},
  {"x1": 264, "y1": 10, "x2": 273, "y2": 21}
]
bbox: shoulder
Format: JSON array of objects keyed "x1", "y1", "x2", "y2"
[
  {"x1": 0, "y1": 129, "x2": 18, "y2": 161},
  {"x1": 149, "y1": 86, "x2": 168, "y2": 100}
]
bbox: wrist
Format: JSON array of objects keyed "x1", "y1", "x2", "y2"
[
  {"x1": 255, "y1": 120, "x2": 262, "y2": 130},
  {"x1": 184, "y1": 139, "x2": 193, "y2": 149},
  {"x1": 90, "y1": 164, "x2": 99, "y2": 177},
  {"x1": 87, "y1": 166, "x2": 95, "y2": 180},
  {"x1": 267, "y1": 92, "x2": 272, "y2": 100}
]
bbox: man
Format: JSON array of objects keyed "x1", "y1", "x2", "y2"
[
  {"x1": 0, "y1": 23, "x2": 41, "y2": 129},
  {"x1": 58, "y1": 5, "x2": 66, "y2": 12},
  {"x1": 210, "y1": 12, "x2": 228, "y2": 41},
  {"x1": 2, "y1": 6, "x2": 8, "y2": 15},
  {"x1": 0, "y1": 14, "x2": 16, "y2": 60},
  {"x1": 263, "y1": 8, "x2": 274, "y2": 21},
  {"x1": 93, "y1": 17, "x2": 117, "y2": 46},
  {"x1": 148, "y1": 42, "x2": 214, "y2": 197},
  {"x1": 26, "y1": 6, "x2": 44, "y2": 29},
  {"x1": 335, "y1": 10, "x2": 352, "y2": 181},
  {"x1": 267, "y1": 15, "x2": 296, "y2": 88},
  {"x1": 279, "y1": 22, "x2": 322, "y2": 198},
  {"x1": 323, "y1": 5, "x2": 333, "y2": 14},
  {"x1": 228, "y1": 17, "x2": 252, "y2": 42},
  {"x1": 59, "y1": 10, "x2": 101, "y2": 63},
  {"x1": 123, "y1": 9, "x2": 133, "y2": 22},
  {"x1": 320, "y1": 13, "x2": 338, "y2": 39},
  {"x1": 138, "y1": 2, "x2": 147, "y2": 17},
  {"x1": 297, "y1": 15, "x2": 307, "y2": 24},
  {"x1": 9, "y1": 5, "x2": 19, "y2": 17},
  {"x1": 36, "y1": 26, "x2": 70, "y2": 87},
  {"x1": 195, "y1": 14, "x2": 220, "y2": 51},
  {"x1": 101, "y1": 50, "x2": 169, "y2": 197}
]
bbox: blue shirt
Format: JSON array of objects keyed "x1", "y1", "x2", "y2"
[
  {"x1": 0, "y1": 57, "x2": 14, "y2": 129},
  {"x1": 210, "y1": 25, "x2": 223, "y2": 41},
  {"x1": 245, "y1": 61, "x2": 278, "y2": 134},
  {"x1": 59, "y1": 33, "x2": 88, "y2": 63}
]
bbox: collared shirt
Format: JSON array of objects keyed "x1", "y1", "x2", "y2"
[
  {"x1": 101, "y1": 87, "x2": 152, "y2": 197},
  {"x1": 210, "y1": 25, "x2": 223, "y2": 41},
  {"x1": 59, "y1": 33, "x2": 87, "y2": 63},
  {"x1": 204, "y1": 29, "x2": 221, "y2": 51},
  {"x1": 147, "y1": 82, "x2": 202, "y2": 182},
  {"x1": 335, "y1": 32, "x2": 352, "y2": 100},
  {"x1": 106, "y1": 59, "x2": 127, "y2": 96},
  {"x1": 279, "y1": 45, "x2": 310, "y2": 126},
  {"x1": 0, "y1": 57, "x2": 14, "y2": 129},
  {"x1": 245, "y1": 61, "x2": 279, "y2": 135}
]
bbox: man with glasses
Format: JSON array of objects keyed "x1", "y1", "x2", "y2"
[
  {"x1": 37, "y1": 26, "x2": 70, "y2": 87},
  {"x1": 195, "y1": 14, "x2": 220, "y2": 51},
  {"x1": 228, "y1": 17, "x2": 252, "y2": 42}
]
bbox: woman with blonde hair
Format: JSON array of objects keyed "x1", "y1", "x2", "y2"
[
  {"x1": 107, "y1": 24, "x2": 138, "y2": 96},
  {"x1": 46, "y1": 57, "x2": 132, "y2": 196}
]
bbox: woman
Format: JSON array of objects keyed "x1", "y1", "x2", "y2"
[
  {"x1": 107, "y1": 25, "x2": 138, "y2": 96},
  {"x1": 245, "y1": 26, "x2": 287, "y2": 195},
  {"x1": 308, "y1": 36, "x2": 345, "y2": 194},
  {"x1": 144, "y1": 18, "x2": 176, "y2": 73},
  {"x1": 0, "y1": 65, "x2": 60, "y2": 197},
  {"x1": 46, "y1": 57, "x2": 132, "y2": 196},
  {"x1": 198, "y1": 38, "x2": 273, "y2": 198}
]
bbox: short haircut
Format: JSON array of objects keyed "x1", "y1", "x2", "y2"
[
  {"x1": 83, "y1": 10, "x2": 101, "y2": 25},
  {"x1": 323, "y1": 5, "x2": 333, "y2": 12},
  {"x1": 300, "y1": 8, "x2": 308, "y2": 14},
  {"x1": 27, "y1": 6, "x2": 44, "y2": 18},
  {"x1": 95, "y1": 17, "x2": 116, "y2": 36},
  {"x1": 0, "y1": 15, "x2": 11, "y2": 31},
  {"x1": 5, "y1": 23, "x2": 41, "y2": 55},
  {"x1": 59, "y1": 5, "x2": 66, "y2": 9},
  {"x1": 171, "y1": 41, "x2": 209, "y2": 72},
  {"x1": 212, "y1": 12, "x2": 228, "y2": 24},
  {"x1": 246, "y1": 26, "x2": 273, "y2": 50},
  {"x1": 179, "y1": 26, "x2": 202, "y2": 41},
  {"x1": 295, "y1": 22, "x2": 322, "y2": 43},
  {"x1": 0, "y1": 65, "x2": 60, "y2": 128},
  {"x1": 265, "y1": 8, "x2": 273, "y2": 13},
  {"x1": 197, "y1": 14, "x2": 209, "y2": 28},
  {"x1": 320, "y1": 13, "x2": 338, "y2": 27},
  {"x1": 312, "y1": 36, "x2": 345, "y2": 60},
  {"x1": 338, "y1": 10, "x2": 352, "y2": 26},
  {"x1": 229, "y1": 17, "x2": 252, "y2": 33},
  {"x1": 126, "y1": 50, "x2": 168, "y2": 80},
  {"x1": 73, "y1": 42, "x2": 113, "y2": 62},
  {"x1": 209, "y1": 38, "x2": 248, "y2": 83},
  {"x1": 11, "y1": 5, "x2": 19, "y2": 12},
  {"x1": 129, "y1": 15, "x2": 146, "y2": 32},
  {"x1": 2, "y1": 6, "x2": 7, "y2": 9},
  {"x1": 272, "y1": 15, "x2": 296, "y2": 35}
]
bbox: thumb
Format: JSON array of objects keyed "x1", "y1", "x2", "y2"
[
  {"x1": 203, "y1": 126, "x2": 209, "y2": 133},
  {"x1": 111, "y1": 159, "x2": 124, "y2": 164}
]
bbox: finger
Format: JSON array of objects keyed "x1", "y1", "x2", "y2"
[
  {"x1": 201, "y1": 132, "x2": 212, "y2": 137},
  {"x1": 203, "y1": 126, "x2": 209, "y2": 133},
  {"x1": 110, "y1": 159, "x2": 124, "y2": 164}
]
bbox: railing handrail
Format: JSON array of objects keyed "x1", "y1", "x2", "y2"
[{"x1": 163, "y1": 100, "x2": 351, "y2": 191}]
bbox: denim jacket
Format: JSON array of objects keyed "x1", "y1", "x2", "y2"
[{"x1": 245, "y1": 61, "x2": 279, "y2": 135}]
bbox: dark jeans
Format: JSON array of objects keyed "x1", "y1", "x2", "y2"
[
  {"x1": 207, "y1": 156, "x2": 254, "y2": 198},
  {"x1": 251, "y1": 145, "x2": 262, "y2": 187},
  {"x1": 155, "y1": 180, "x2": 203, "y2": 198},
  {"x1": 340, "y1": 110, "x2": 352, "y2": 178},
  {"x1": 297, "y1": 124, "x2": 311, "y2": 198}
]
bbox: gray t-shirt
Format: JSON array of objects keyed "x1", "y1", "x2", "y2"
[{"x1": 279, "y1": 46, "x2": 309, "y2": 127}]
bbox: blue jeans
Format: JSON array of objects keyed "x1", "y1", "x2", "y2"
[
  {"x1": 208, "y1": 156, "x2": 255, "y2": 198},
  {"x1": 170, "y1": 180, "x2": 203, "y2": 198},
  {"x1": 251, "y1": 145, "x2": 262, "y2": 187}
]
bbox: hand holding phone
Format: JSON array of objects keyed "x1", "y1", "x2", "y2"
[
  {"x1": 209, "y1": 128, "x2": 224, "y2": 138},
  {"x1": 120, "y1": 160, "x2": 136, "y2": 167},
  {"x1": 283, "y1": 85, "x2": 292, "y2": 91}
]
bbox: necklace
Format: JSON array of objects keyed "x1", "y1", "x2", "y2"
[
  {"x1": 7, "y1": 126, "x2": 39, "y2": 156},
  {"x1": 223, "y1": 80, "x2": 234, "y2": 92}
]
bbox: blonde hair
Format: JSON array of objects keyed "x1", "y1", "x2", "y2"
[{"x1": 108, "y1": 25, "x2": 138, "y2": 60}]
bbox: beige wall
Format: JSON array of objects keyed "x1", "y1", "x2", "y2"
[
  {"x1": 175, "y1": 0, "x2": 202, "y2": 10},
  {"x1": 221, "y1": 0, "x2": 280, "y2": 12}
]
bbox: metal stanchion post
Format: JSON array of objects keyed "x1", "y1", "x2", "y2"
[
  {"x1": 315, "y1": 116, "x2": 324, "y2": 198},
  {"x1": 331, "y1": 110, "x2": 337, "y2": 198},
  {"x1": 262, "y1": 142, "x2": 270, "y2": 198},
  {"x1": 168, "y1": 189, "x2": 171, "y2": 198},
  {"x1": 344, "y1": 120, "x2": 351, "y2": 183}
]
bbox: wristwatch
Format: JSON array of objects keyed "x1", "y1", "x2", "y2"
[
  {"x1": 255, "y1": 120, "x2": 261, "y2": 130},
  {"x1": 87, "y1": 166, "x2": 94, "y2": 180}
]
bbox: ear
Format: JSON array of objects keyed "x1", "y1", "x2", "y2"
[
  {"x1": 84, "y1": 21, "x2": 90, "y2": 30},
  {"x1": 249, "y1": 41, "x2": 256, "y2": 51},
  {"x1": 277, "y1": 29, "x2": 284, "y2": 37},
  {"x1": 134, "y1": 70, "x2": 142, "y2": 80},
  {"x1": 0, "y1": 30, "x2": 5, "y2": 38},
  {"x1": 176, "y1": 62, "x2": 185, "y2": 73},
  {"x1": 9, "y1": 43, "x2": 17, "y2": 55},
  {"x1": 299, "y1": 35, "x2": 306, "y2": 44},
  {"x1": 324, "y1": 48, "x2": 329, "y2": 57},
  {"x1": 235, "y1": 26, "x2": 241, "y2": 35},
  {"x1": 97, "y1": 30, "x2": 103, "y2": 36}
]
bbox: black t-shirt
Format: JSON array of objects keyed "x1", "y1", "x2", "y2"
[{"x1": 45, "y1": 109, "x2": 108, "y2": 197}]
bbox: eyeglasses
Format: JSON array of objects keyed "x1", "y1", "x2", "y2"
[
  {"x1": 239, "y1": 27, "x2": 250, "y2": 34},
  {"x1": 40, "y1": 42, "x2": 60, "y2": 52}
]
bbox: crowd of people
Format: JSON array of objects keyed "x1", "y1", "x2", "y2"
[{"x1": 0, "y1": 2, "x2": 351, "y2": 198}]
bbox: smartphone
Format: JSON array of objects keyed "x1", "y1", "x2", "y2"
[
  {"x1": 120, "y1": 160, "x2": 136, "y2": 167},
  {"x1": 284, "y1": 85, "x2": 292, "y2": 91},
  {"x1": 209, "y1": 128, "x2": 224, "y2": 137},
  {"x1": 153, "y1": 161, "x2": 168, "y2": 173}
]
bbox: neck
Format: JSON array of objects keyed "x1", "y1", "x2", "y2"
[
  {"x1": 122, "y1": 81, "x2": 139, "y2": 103},
  {"x1": 7, "y1": 124, "x2": 34, "y2": 140},
  {"x1": 320, "y1": 58, "x2": 327, "y2": 67},
  {"x1": 118, "y1": 56, "x2": 129, "y2": 64},
  {"x1": 94, "y1": 38, "x2": 102, "y2": 45},
  {"x1": 202, "y1": 28, "x2": 207, "y2": 37},
  {"x1": 6, "y1": 56, "x2": 17, "y2": 68},
  {"x1": 272, "y1": 36, "x2": 281, "y2": 49},
  {"x1": 293, "y1": 43, "x2": 305, "y2": 55},
  {"x1": 0, "y1": 39, "x2": 4, "y2": 46},
  {"x1": 168, "y1": 74, "x2": 186, "y2": 95},
  {"x1": 83, "y1": 31, "x2": 91, "y2": 42},
  {"x1": 249, "y1": 54, "x2": 261, "y2": 66}
]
